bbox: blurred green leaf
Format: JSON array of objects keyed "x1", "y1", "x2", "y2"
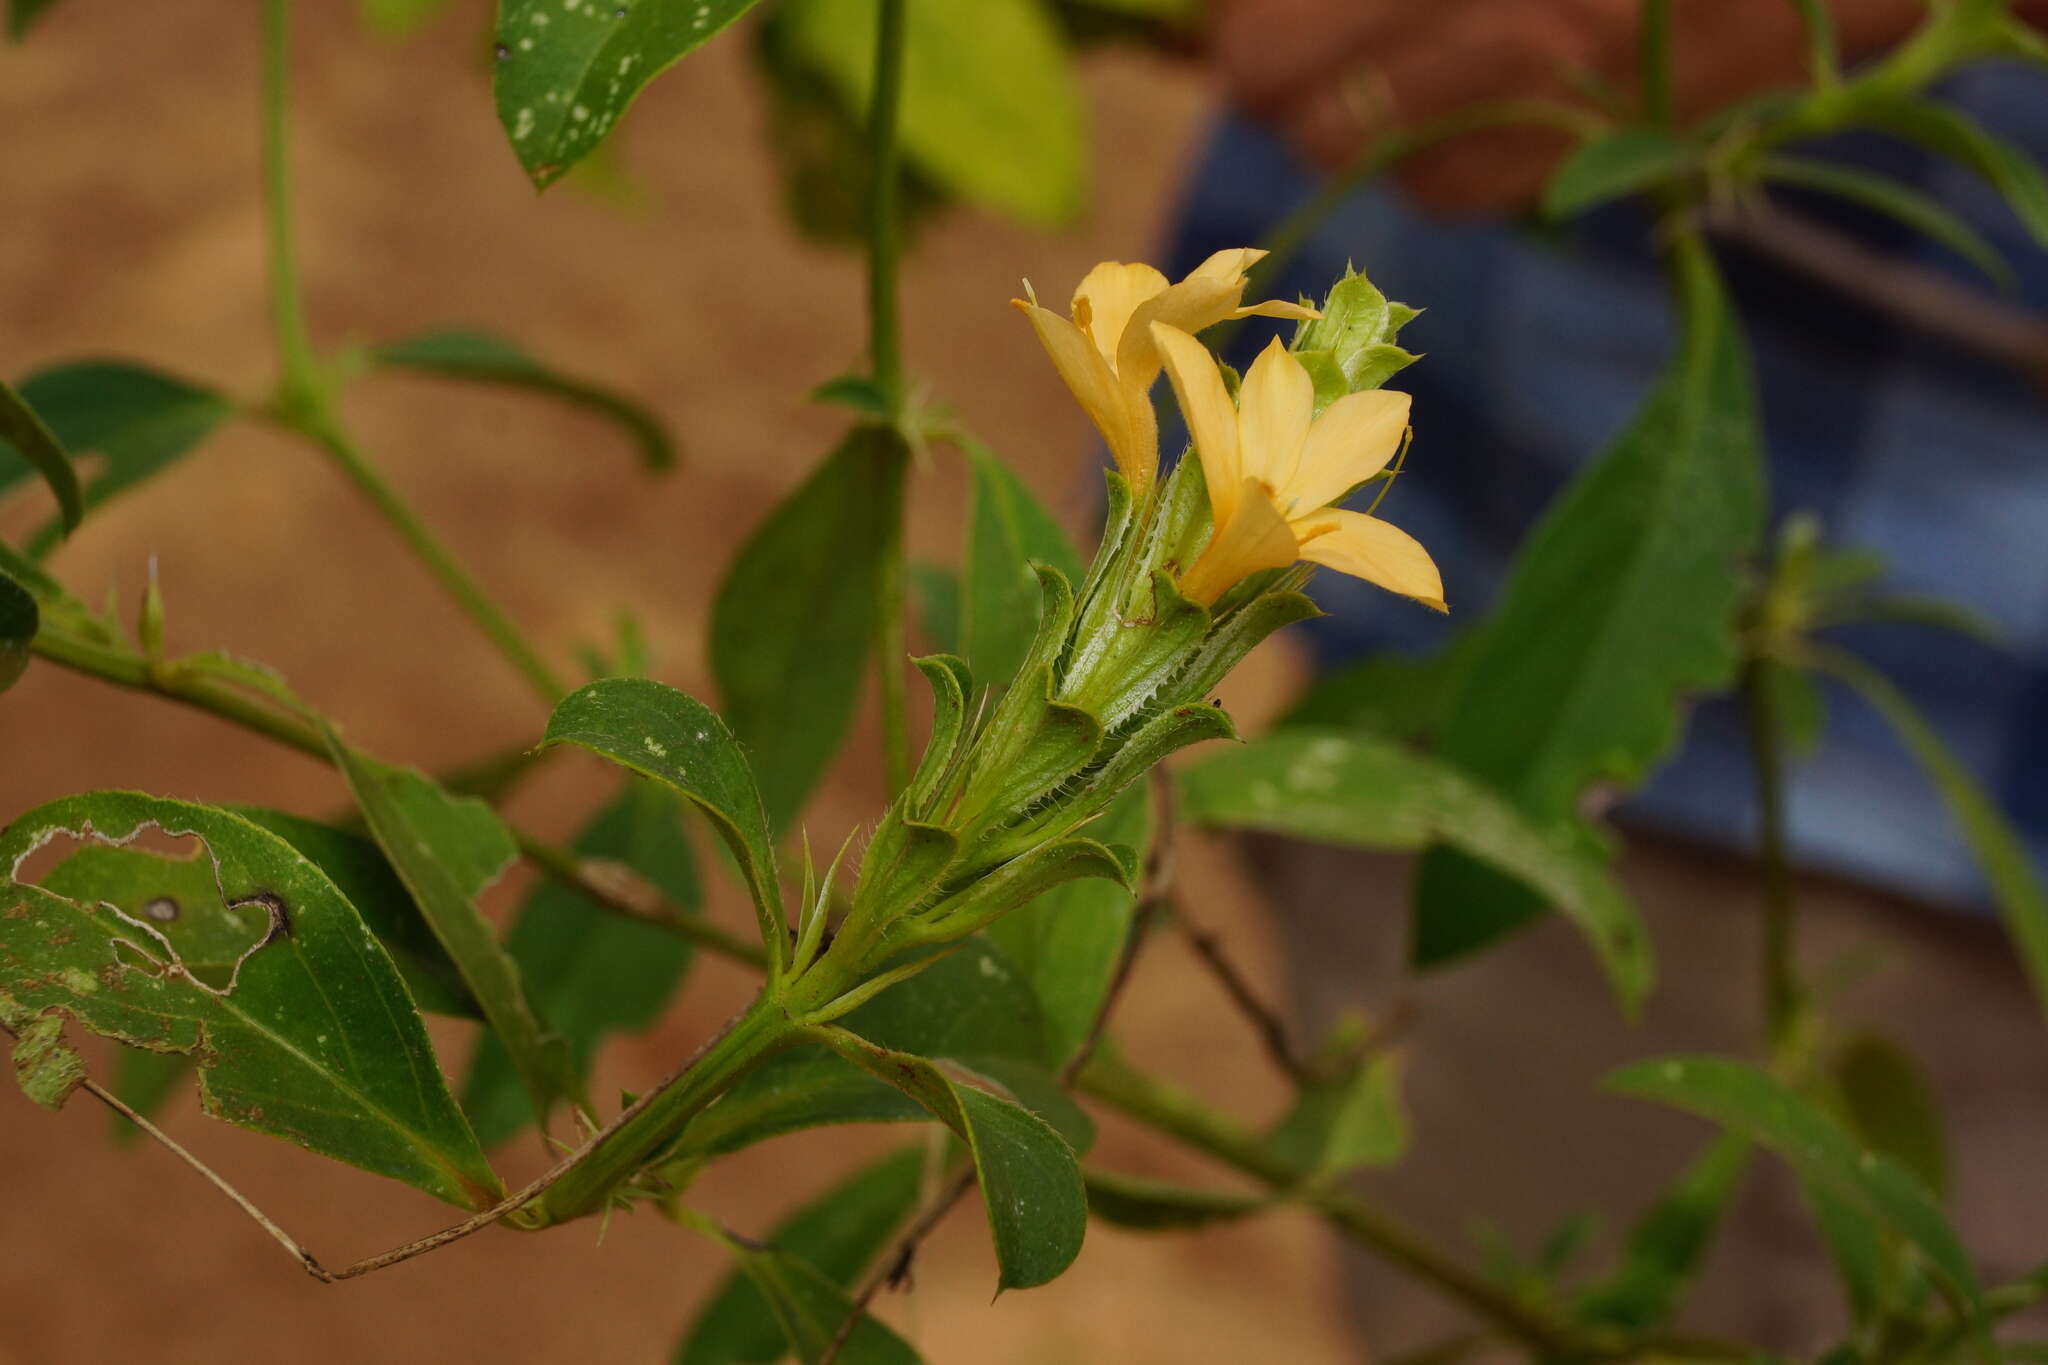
[
  {"x1": 985, "y1": 779, "x2": 1149, "y2": 1065},
  {"x1": 1782, "y1": 0, "x2": 1840, "y2": 84},
  {"x1": 1800, "y1": 1169, "x2": 1897, "y2": 1324},
  {"x1": 1414, "y1": 256, "x2": 1759, "y2": 969},
  {"x1": 0, "y1": 793, "x2": 502, "y2": 1208},
  {"x1": 824, "y1": 1027, "x2": 1087, "y2": 1291},
  {"x1": 908, "y1": 560, "x2": 961, "y2": 655},
  {"x1": 1543, "y1": 129, "x2": 1692, "y2": 219},
  {"x1": 1832, "y1": 1031, "x2": 1950, "y2": 1201},
  {"x1": 961, "y1": 439, "x2": 1083, "y2": 692},
  {"x1": 1859, "y1": 96, "x2": 2048, "y2": 248},
  {"x1": 1760, "y1": 155, "x2": 2013, "y2": 288},
  {"x1": 1763, "y1": 660, "x2": 1827, "y2": 758},
  {"x1": 691, "y1": 1228, "x2": 923, "y2": 1365},
  {"x1": 328, "y1": 739, "x2": 581, "y2": 1126},
  {"x1": 711, "y1": 428, "x2": 897, "y2": 833},
  {"x1": 778, "y1": 0, "x2": 1086, "y2": 227},
  {"x1": 1180, "y1": 729, "x2": 1653, "y2": 1013},
  {"x1": 0, "y1": 568, "x2": 34, "y2": 693},
  {"x1": 1277, "y1": 634, "x2": 1478, "y2": 742},
  {"x1": 675, "y1": 1147, "x2": 925, "y2": 1365},
  {"x1": 1638, "y1": 0, "x2": 1674, "y2": 125},
  {"x1": 493, "y1": 0, "x2": 766, "y2": 190},
  {"x1": 463, "y1": 780, "x2": 699, "y2": 1147},
  {"x1": 0, "y1": 361, "x2": 231, "y2": 556},
  {"x1": 0, "y1": 376, "x2": 81, "y2": 535},
  {"x1": 373, "y1": 327, "x2": 676, "y2": 471},
  {"x1": 1819, "y1": 647, "x2": 2048, "y2": 1033},
  {"x1": 357, "y1": 0, "x2": 453, "y2": 36},
  {"x1": 1834, "y1": 592, "x2": 2006, "y2": 647},
  {"x1": 1607, "y1": 1055, "x2": 1986, "y2": 1344},
  {"x1": 5, "y1": 0, "x2": 57, "y2": 41},
  {"x1": 1575, "y1": 1134, "x2": 1750, "y2": 1330},
  {"x1": 1084, "y1": 1169, "x2": 1269, "y2": 1230},
  {"x1": 106, "y1": 1047, "x2": 194, "y2": 1145},
  {"x1": 1265, "y1": 1051, "x2": 1409, "y2": 1179}
]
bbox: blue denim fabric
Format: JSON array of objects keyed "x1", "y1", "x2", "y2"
[{"x1": 1162, "y1": 63, "x2": 2048, "y2": 908}]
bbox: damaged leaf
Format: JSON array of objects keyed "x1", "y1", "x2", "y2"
[{"x1": 0, "y1": 792, "x2": 502, "y2": 1209}]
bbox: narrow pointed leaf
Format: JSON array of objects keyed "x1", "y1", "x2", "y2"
[
  {"x1": 493, "y1": 0, "x2": 769, "y2": 190},
  {"x1": 540, "y1": 677, "x2": 785, "y2": 951},
  {"x1": 1415, "y1": 256, "x2": 1759, "y2": 967},
  {"x1": 1760, "y1": 155, "x2": 2014, "y2": 287},
  {"x1": 1574, "y1": 1134, "x2": 1750, "y2": 1330},
  {"x1": 1543, "y1": 129, "x2": 1693, "y2": 219},
  {"x1": 1859, "y1": 96, "x2": 2048, "y2": 247},
  {"x1": 675, "y1": 1147, "x2": 925, "y2": 1365},
  {"x1": 463, "y1": 779, "x2": 699, "y2": 1146},
  {"x1": 327, "y1": 737, "x2": 579, "y2": 1123},
  {"x1": 0, "y1": 793, "x2": 502, "y2": 1208},
  {"x1": 1181, "y1": 729, "x2": 1653, "y2": 1012},
  {"x1": 0, "y1": 375, "x2": 81, "y2": 533},
  {"x1": 1084, "y1": 1169, "x2": 1269, "y2": 1230},
  {"x1": 374, "y1": 327, "x2": 676, "y2": 470},
  {"x1": 711, "y1": 428, "x2": 896, "y2": 832}
]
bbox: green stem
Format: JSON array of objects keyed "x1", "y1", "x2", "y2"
[
  {"x1": 518, "y1": 991, "x2": 799, "y2": 1226},
  {"x1": 864, "y1": 0, "x2": 913, "y2": 797},
  {"x1": 1741, "y1": 659, "x2": 1802, "y2": 1049},
  {"x1": 292, "y1": 416, "x2": 569, "y2": 705},
  {"x1": 1075, "y1": 1050, "x2": 1584, "y2": 1356},
  {"x1": 260, "y1": 0, "x2": 317, "y2": 391}
]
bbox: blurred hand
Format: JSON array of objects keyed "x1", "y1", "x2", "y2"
[{"x1": 1209, "y1": 0, "x2": 1929, "y2": 213}]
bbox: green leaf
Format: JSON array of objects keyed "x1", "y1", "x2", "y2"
[
  {"x1": 539, "y1": 677, "x2": 786, "y2": 956},
  {"x1": 0, "y1": 361, "x2": 231, "y2": 555},
  {"x1": 0, "y1": 375, "x2": 82, "y2": 534},
  {"x1": 0, "y1": 568, "x2": 35, "y2": 693},
  {"x1": 1414, "y1": 255, "x2": 1759, "y2": 968},
  {"x1": 462, "y1": 780, "x2": 698, "y2": 1147},
  {"x1": 1818, "y1": 647, "x2": 2048, "y2": 1032},
  {"x1": 493, "y1": 0, "x2": 768, "y2": 190},
  {"x1": 1607, "y1": 1055, "x2": 1986, "y2": 1344},
  {"x1": 822, "y1": 1028, "x2": 1087, "y2": 1291},
  {"x1": 908, "y1": 561, "x2": 960, "y2": 655},
  {"x1": 1084, "y1": 1168, "x2": 1269, "y2": 1230},
  {"x1": 1574, "y1": 1134, "x2": 1750, "y2": 1330},
  {"x1": 1858, "y1": 96, "x2": 2048, "y2": 247},
  {"x1": 1278, "y1": 635, "x2": 1477, "y2": 742},
  {"x1": 1543, "y1": 129, "x2": 1693, "y2": 219},
  {"x1": 693, "y1": 1229, "x2": 923, "y2": 1365},
  {"x1": 1760, "y1": 155, "x2": 2013, "y2": 287},
  {"x1": 962, "y1": 440, "x2": 1083, "y2": 692},
  {"x1": 676, "y1": 1147, "x2": 925, "y2": 1365},
  {"x1": 984, "y1": 779, "x2": 1150, "y2": 1064},
  {"x1": 107, "y1": 1047, "x2": 193, "y2": 1144},
  {"x1": 226, "y1": 807, "x2": 478, "y2": 1018},
  {"x1": 777, "y1": 0, "x2": 1086, "y2": 227},
  {"x1": 710, "y1": 428, "x2": 897, "y2": 833},
  {"x1": 1180, "y1": 729, "x2": 1653, "y2": 1012},
  {"x1": 1265, "y1": 1051, "x2": 1409, "y2": 1179},
  {"x1": 0, "y1": 792, "x2": 502, "y2": 1208},
  {"x1": 373, "y1": 328, "x2": 676, "y2": 471},
  {"x1": 1799, "y1": 1169, "x2": 1896, "y2": 1324},
  {"x1": 1832, "y1": 1032, "x2": 1950, "y2": 1200},
  {"x1": 9, "y1": 1013, "x2": 85, "y2": 1109},
  {"x1": 7, "y1": 0, "x2": 60, "y2": 39},
  {"x1": 327, "y1": 738, "x2": 580, "y2": 1125},
  {"x1": 680, "y1": 939, "x2": 1055, "y2": 1156}
]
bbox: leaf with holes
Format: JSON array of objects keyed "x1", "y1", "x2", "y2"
[
  {"x1": 374, "y1": 328, "x2": 676, "y2": 470},
  {"x1": 493, "y1": 0, "x2": 768, "y2": 190},
  {"x1": 0, "y1": 361, "x2": 231, "y2": 555},
  {"x1": 674, "y1": 1146, "x2": 924, "y2": 1365},
  {"x1": 0, "y1": 792, "x2": 501, "y2": 1208},
  {"x1": 327, "y1": 737, "x2": 581, "y2": 1125}
]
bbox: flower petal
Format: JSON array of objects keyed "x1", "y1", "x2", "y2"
[
  {"x1": 1232, "y1": 298, "x2": 1321, "y2": 321},
  {"x1": 1180, "y1": 479, "x2": 1301, "y2": 606},
  {"x1": 1186, "y1": 247, "x2": 1266, "y2": 284},
  {"x1": 1295, "y1": 509, "x2": 1446, "y2": 612},
  {"x1": 1237, "y1": 337, "x2": 1314, "y2": 495},
  {"x1": 1151, "y1": 322, "x2": 1241, "y2": 527},
  {"x1": 1015, "y1": 298, "x2": 1150, "y2": 488},
  {"x1": 1072, "y1": 261, "x2": 1169, "y2": 369},
  {"x1": 1119, "y1": 277, "x2": 1243, "y2": 388},
  {"x1": 1291, "y1": 388, "x2": 1411, "y2": 514}
]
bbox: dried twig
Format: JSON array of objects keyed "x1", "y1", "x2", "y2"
[{"x1": 1172, "y1": 904, "x2": 1318, "y2": 1087}]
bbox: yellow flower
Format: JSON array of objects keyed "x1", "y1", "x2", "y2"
[
  {"x1": 1152, "y1": 323, "x2": 1445, "y2": 613},
  {"x1": 1012, "y1": 249, "x2": 1317, "y2": 494}
]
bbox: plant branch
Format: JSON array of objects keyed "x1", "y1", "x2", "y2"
[
  {"x1": 260, "y1": 0, "x2": 316, "y2": 389},
  {"x1": 1173, "y1": 903, "x2": 1317, "y2": 1087},
  {"x1": 1739, "y1": 658, "x2": 1801, "y2": 1049}
]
